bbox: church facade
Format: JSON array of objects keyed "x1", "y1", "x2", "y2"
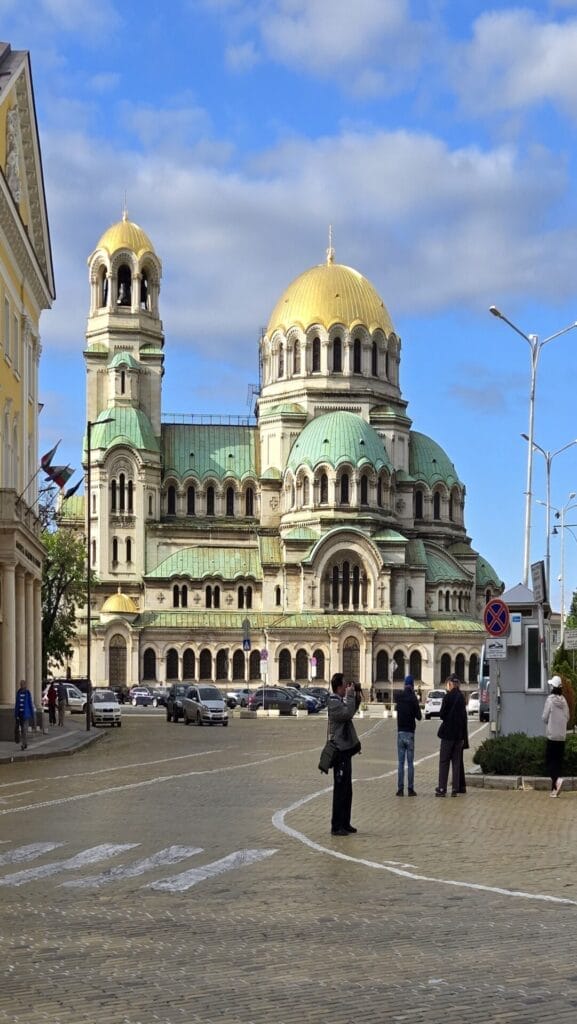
[{"x1": 61, "y1": 215, "x2": 501, "y2": 697}]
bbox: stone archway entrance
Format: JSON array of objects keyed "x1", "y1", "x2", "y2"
[
  {"x1": 109, "y1": 634, "x2": 127, "y2": 686},
  {"x1": 342, "y1": 636, "x2": 360, "y2": 684}
]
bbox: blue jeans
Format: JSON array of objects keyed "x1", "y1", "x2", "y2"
[{"x1": 397, "y1": 731, "x2": 415, "y2": 791}]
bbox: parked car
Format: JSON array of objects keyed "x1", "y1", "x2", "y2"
[
  {"x1": 424, "y1": 689, "x2": 445, "y2": 719},
  {"x1": 281, "y1": 686, "x2": 320, "y2": 713},
  {"x1": 166, "y1": 684, "x2": 193, "y2": 722},
  {"x1": 226, "y1": 688, "x2": 250, "y2": 708},
  {"x1": 304, "y1": 686, "x2": 330, "y2": 708},
  {"x1": 182, "y1": 685, "x2": 229, "y2": 726},
  {"x1": 151, "y1": 687, "x2": 169, "y2": 707},
  {"x1": 467, "y1": 690, "x2": 480, "y2": 717},
  {"x1": 247, "y1": 687, "x2": 301, "y2": 715},
  {"x1": 129, "y1": 686, "x2": 158, "y2": 707},
  {"x1": 91, "y1": 689, "x2": 122, "y2": 727},
  {"x1": 42, "y1": 683, "x2": 87, "y2": 715},
  {"x1": 479, "y1": 679, "x2": 490, "y2": 722}
]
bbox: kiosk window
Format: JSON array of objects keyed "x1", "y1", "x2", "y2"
[{"x1": 526, "y1": 625, "x2": 542, "y2": 690}]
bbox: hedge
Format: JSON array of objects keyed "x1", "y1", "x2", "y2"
[{"x1": 473, "y1": 732, "x2": 577, "y2": 776}]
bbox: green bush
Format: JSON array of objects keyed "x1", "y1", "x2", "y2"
[{"x1": 473, "y1": 732, "x2": 577, "y2": 775}]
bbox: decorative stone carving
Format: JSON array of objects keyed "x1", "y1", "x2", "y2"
[{"x1": 6, "y1": 106, "x2": 21, "y2": 203}]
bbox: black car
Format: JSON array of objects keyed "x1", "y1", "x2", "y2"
[
  {"x1": 302, "y1": 686, "x2": 329, "y2": 708},
  {"x1": 247, "y1": 687, "x2": 302, "y2": 715},
  {"x1": 166, "y1": 684, "x2": 192, "y2": 722}
]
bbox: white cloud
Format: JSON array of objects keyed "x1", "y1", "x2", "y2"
[
  {"x1": 225, "y1": 40, "x2": 260, "y2": 71},
  {"x1": 453, "y1": 9, "x2": 577, "y2": 117}
]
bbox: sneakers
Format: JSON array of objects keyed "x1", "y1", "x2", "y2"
[
  {"x1": 408, "y1": 789, "x2": 417, "y2": 797},
  {"x1": 550, "y1": 790, "x2": 557, "y2": 798},
  {"x1": 435, "y1": 788, "x2": 446, "y2": 797},
  {"x1": 556, "y1": 778, "x2": 564, "y2": 795},
  {"x1": 396, "y1": 789, "x2": 403, "y2": 797}
]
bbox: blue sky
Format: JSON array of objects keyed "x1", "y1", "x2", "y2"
[{"x1": 5, "y1": 0, "x2": 577, "y2": 609}]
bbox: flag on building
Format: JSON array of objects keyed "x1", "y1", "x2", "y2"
[
  {"x1": 44, "y1": 464, "x2": 74, "y2": 489},
  {"x1": 40, "y1": 440, "x2": 61, "y2": 469},
  {"x1": 63, "y1": 478, "x2": 82, "y2": 500}
]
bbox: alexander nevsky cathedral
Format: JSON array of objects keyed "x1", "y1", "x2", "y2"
[{"x1": 61, "y1": 214, "x2": 502, "y2": 697}]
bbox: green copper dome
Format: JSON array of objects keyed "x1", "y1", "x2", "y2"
[
  {"x1": 409, "y1": 431, "x2": 461, "y2": 488},
  {"x1": 287, "y1": 411, "x2": 391, "y2": 473}
]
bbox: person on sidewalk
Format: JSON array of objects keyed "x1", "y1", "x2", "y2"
[
  {"x1": 327, "y1": 673, "x2": 361, "y2": 836},
  {"x1": 14, "y1": 680, "x2": 35, "y2": 750},
  {"x1": 542, "y1": 675, "x2": 569, "y2": 797},
  {"x1": 395, "y1": 674, "x2": 422, "y2": 796},
  {"x1": 47, "y1": 681, "x2": 57, "y2": 726},
  {"x1": 435, "y1": 674, "x2": 468, "y2": 797},
  {"x1": 57, "y1": 681, "x2": 67, "y2": 727}
]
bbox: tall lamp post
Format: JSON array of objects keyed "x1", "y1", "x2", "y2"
[
  {"x1": 86, "y1": 416, "x2": 114, "y2": 731},
  {"x1": 489, "y1": 306, "x2": 577, "y2": 585},
  {"x1": 524, "y1": 436, "x2": 577, "y2": 593},
  {"x1": 552, "y1": 494, "x2": 577, "y2": 645}
]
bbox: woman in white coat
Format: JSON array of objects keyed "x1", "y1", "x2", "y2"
[{"x1": 542, "y1": 676, "x2": 570, "y2": 797}]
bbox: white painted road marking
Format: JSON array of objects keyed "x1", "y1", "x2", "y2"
[
  {"x1": 147, "y1": 848, "x2": 278, "y2": 892},
  {"x1": 0, "y1": 843, "x2": 62, "y2": 865},
  {"x1": 62, "y1": 845, "x2": 204, "y2": 888},
  {"x1": 0, "y1": 844, "x2": 138, "y2": 887}
]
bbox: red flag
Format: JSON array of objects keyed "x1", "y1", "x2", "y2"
[
  {"x1": 44, "y1": 464, "x2": 74, "y2": 489},
  {"x1": 40, "y1": 440, "x2": 61, "y2": 469}
]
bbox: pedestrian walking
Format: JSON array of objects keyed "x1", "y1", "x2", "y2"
[
  {"x1": 47, "y1": 681, "x2": 57, "y2": 726},
  {"x1": 327, "y1": 673, "x2": 361, "y2": 836},
  {"x1": 435, "y1": 674, "x2": 468, "y2": 797},
  {"x1": 543, "y1": 675, "x2": 569, "y2": 797},
  {"x1": 14, "y1": 679, "x2": 35, "y2": 750},
  {"x1": 395, "y1": 674, "x2": 422, "y2": 796},
  {"x1": 57, "y1": 681, "x2": 67, "y2": 726}
]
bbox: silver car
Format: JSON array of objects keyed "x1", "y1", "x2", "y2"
[{"x1": 182, "y1": 685, "x2": 229, "y2": 726}]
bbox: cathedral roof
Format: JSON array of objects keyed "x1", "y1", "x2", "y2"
[
  {"x1": 87, "y1": 407, "x2": 160, "y2": 453},
  {"x1": 286, "y1": 411, "x2": 391, "y2": 474},
  {"x1": 409, "y1": 431, "x2": 462, "y2": 488},
  {"x1": 101, "y1": 591, "x2": 138, "y2": 614},
  {"x1": 147, "y1": 545, "x2": 262, "y2": 581},
  {"x1": 109, "y1": 352, "x2": 140, "y2": 369},
  {"x1": 267, "y1": 260, "x2": 394, "y2": 336},
  {"x1": 476, "y1": 555, "x2": 503, "y2": 589},
  {"x1": 424, "y1": 544, "x2": 472, "y2": 584},
  {"x1": 96, "y1": 212, "x2": 156, "y2": 256},
  {"x1": 162, "y1": 424, "x2": 258, "y2": 481}
]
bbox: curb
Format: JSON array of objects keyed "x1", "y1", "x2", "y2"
[
  {"x1": 465, "y1": 772, "x2": 577, "y2": 791},
  {"x1": 0, "y1": 729, "x2": 104, "y2": 765}
]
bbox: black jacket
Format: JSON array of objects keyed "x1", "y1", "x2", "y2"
[
  {"x1": 437, "y1": 687, "x2": 467, "y2": 741},
  {"x1": 395, "y1": 689, "x2": 422, "y2": 732}
]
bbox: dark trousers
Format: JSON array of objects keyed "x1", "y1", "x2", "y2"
[
  {"x1": 331, "y1": 753, "x2": 353, "y2": 830},
  {"x1": 438, "y1": 739, "x2": 464, "y2": 794},
  {"x1": 545, "y1": 739, "x2": 565, "y2": 788},
  {"x1": 48, "y1": 703, "x2": 56, "y2": 726}
]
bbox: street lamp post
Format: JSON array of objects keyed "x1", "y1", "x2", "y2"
[
  {"x1": 489, "y1": 306, "x2": 577, "y2": 585},
  {"x1": 86, "y1": 416, "x2": 114, "y2": 731},
  {"x1": 552, "y1": 495, "x2": 577, "y2": 645},
  {"x1": 525, "y1": 437, "x2": 577, "y2": 593}
]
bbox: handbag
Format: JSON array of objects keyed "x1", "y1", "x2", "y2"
[{"x1": 318, "y1": 738, "x2": 338, "y2": 774}]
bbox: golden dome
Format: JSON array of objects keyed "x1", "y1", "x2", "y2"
[
  {"x1": 101, "y1": 591, "x2": 138, "y2": 615},
  {"x1": 267, "y1": 259, "x2": 394, "y2": 336},
  {"x1": 96, "y1": 212, "x2": 156, "y2": 257}
]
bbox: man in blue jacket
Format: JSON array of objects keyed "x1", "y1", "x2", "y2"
[
  {"x1": 395, "y1": 675, "x2": 422, "y2": 796},
  {"x1": 14, "y1": 680, "x2": 35, "y2": 750}
]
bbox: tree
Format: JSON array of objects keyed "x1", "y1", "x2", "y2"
[
  {"x1": 41, "y1": 528, "x2": 87, "y2": 679},
  {"x1": 565, "y1": 591, "x2": 577, "y2": 631}
]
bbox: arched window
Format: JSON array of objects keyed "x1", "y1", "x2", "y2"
[
  {"x1": 238, "y1": 586, "x2": 244, "y2": 609},
  {"x1": 385, "y1": 351, "x2": 390, "y2": 380},
  {"x1": 142, "y1": 648, "x2": 156, "y2": 681},
  {"x1": 278, "y1": 343, "x2": 284, "y2": 377},
  {"x1": 205, "y1": 585, "x2": 212, "y2": 609},
  {"x1": 213, "y1": 585, "x2": 220, "y2": 609},
  {"x1": 181, "y1": 585, "x2": 188, "y2": 608},
  {"x1": 127, "y1": 480, "x2": 133, "y2": 512},
  {"x1": 377, "y1": 479, "x2": 382, "y2": 507},
  {"x1": 485, "y1": 588, "x2": 491, "y2": 604},
  {"x1": 376, "y1": 650, "x2": 389, "y2": 681},
  {"x1": 226, "y1": 486, "x2": 235, "y2": 517},
  {"x1": 166, "y1": 648, "x2": 179, "y2": 680},
  {"x1": 245, "y1": 585, "x2": 252, "y2": 609},
  {"x1": 111, "y1": 480, "x2": 117, "y2": 512},
  {"x1": 371, "y1": 340, "x2": 378, "y2": 376},
  {"x1": 303, "y1": 477, "x2": 310, "y2": 505},
  {"x1": 409, "y1": 650, "x2": 422, "y2": 680},
  {"x1": 352, "y1": 565, "x2": 360, "y2": 607},
  {"x1": 232, "y1": 650, "x2": 245, "y2": 680},
  {"x1": 99, "y1": 266, "x2": 108, "y2": 307},
  {"x1": 167, "y1": 485, "x2": 176, "y2": 516},
  {"x1": 440, "y1": 653, "x2": 451, "y2": 683},
  {"x1": 360, "y1": 475, "x2": 368, "y2": 505},
  {"x1": 393, "y1": 650, "x2": 405, "y2": 681},
  {"x1": 313, "y1": 649, "x2": 325, "y2": 680},
  {"x1": 206, "y1": 486, "x2": 215, "y2": 516},
  {"x1": 148, "y1": 495, "x2": 153, "y2": 517},
  {"x1": 295, "y1": 649, "x2": 308, "y2": 680},
  {"x1": 117, "y1": 264, "x2": 131, "y2": 305},
  {"x1": 275, "y1": 585, "x2": 281, "y2": 607},
  {"x1": 199, "y1": 649, "x2": 212, "y2": 679},
  {"x1": 173, "y1": 584, "x2": 180, "y2": 608},
  {"x1": 91, "y1": 539, "x2": 96, "y2": 566},
  {"x1": 353, "y1": 338, "x2": 361, "y2": 373},
  {"x1": 340, "y1": 473, "x2": 349, "y2": 505},
  {"x1": 415, "y1": 490, "x2": 423, "y2": 519},
  {"x1": 293, "y1": 342, "x2": 300, "y2": 374},
  {"x1": 445, "y1": 590, "x2": 450, "y2": 611},
  {"x1": 245, "y1": 487, "x2": 254, "y2": 516},
  {"x1": 333, "y1": 336, "x2": 342, "y2": 373},
  {"x1": 140, "y1": 268, "x2": 149, "y2": 310},
  {"x1": 312, "y1": 337, "x2": 321, "y2": 372},
  {"x1": 119, "y1": 473, "x2": 126, "y2": 511},
  {"x1": 320, "y1": 473, "x2": 328, "y2": 505},
  {"x1": 109, "y1": 634, "x2": 127, "y2": 686},
  {"x1": 342, "y1": 561, "x2": 350, "y2": 608},
  {"x1": 290, "y1": 483, "x2": 296, "y2": 508},
  {"x1": 120, "y1": 370, "x2": 126, "y2": 395},
  {"x1": 469, "y1": 653, "x2": 479, "y2": 683},
  {"x1": 449, "y1": 494, "x2": 454, "y2": 521},
  {"x1": 126, "y1": 538, "x2": 132, "y2": 563},
  {"x1": 433, "y1": 491, "x2": 441, "y2": 520},
  {"x1": 183, "y1": 649, "x2": 195, "y2": 680},
  {"x1": 455, "y1": 653, "x2": 465, "y2": 682},
  {"x1": 278, "y1": 648, "x2": 292, "y2": 680},
  {"x1": 112, "y1": 537, "x2": 118, "y2": 564},
  {"x1": 249, "y1": 649, "x2": 261, "y2": 680},
  {"x1": 216, "y1": 649, "x2": 228, "y2": 680},
  {"x1": 187, "y1": 486, "x2": 195, "y2": 516},
  {"x1": 406, "y1": 587, "x2": 413, "y2": 608}
]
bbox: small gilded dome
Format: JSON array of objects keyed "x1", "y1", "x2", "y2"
[
  {"x1": 267, "y1": 260, "x2": 393, "y2": 336},
  {"x1": 101, "y1": 590, "x2": 138, "y2": 615},
  {"x1": 96, "y1": 212, "x2": 156, "y2": 257}
]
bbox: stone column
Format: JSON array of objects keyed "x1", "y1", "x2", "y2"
[
  {"x1": 1, "y1": 563, "x2": 16, "y2": 704},
  {"x1": 25, "y1": 573, "x2": 34, "y2": 689},
  {"x1": 15, "y1": 568, "x2": 26, "y2": 689},
  {"x1": 34, "y1": 581, "x2": 42, "y2": 702}
]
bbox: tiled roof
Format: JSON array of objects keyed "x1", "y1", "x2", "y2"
[
  {"x1": 259, "y1": 535, "x2": 283, "y2": 565},
  {"x1": 162, "y1": 424, "x2": 258, "y2": 481},
  {"x1": 476, "y1": 555, "x2": 503, "y2": 588},
  {"x1": 88, "y1": 407, "x2": 159, "y2": 453},
  {"x1": 135, "y1": 610, "x2": 429, "y2": 631},
  {"x1": 58, "y1": 495, "x2": 85, "y2": 521},
  {"x1": 287, "y1": 411, "x2": 392, "y2": 473},
  {"x1": 146, "y1": 545, "x2": 263, "y2": 581},
  {"x1": 260, "y1": 403, "x2": 306, "y2": 420},
  {"x1": 109, "y1": 352, "x2": 140, "y2": 369},
  {"x1": 406, "y1": 539, "x2": 428, "y2": 566},
  {"x1": 372, "y1": 529, "x2": 408, "y2": 543},
  {"x1": 409, "y1": 431, "x2": 461, "y2": 488},
  {"x1": 424, "y1": 619, "x2": 485, "y2": 633},
  {"x1": 283, "y1": 527, "x2": 320, "y2": 542},
  {"x1": 425, "y1": 545, "x2": 472, "y2": 584}
]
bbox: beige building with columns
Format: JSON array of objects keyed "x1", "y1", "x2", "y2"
[
  {"x1": 0, "y1": 43, "x2": 54, "y2": 737},
  {"x1": 60, "y1": 213, "x2": 502, "y2": 698}
]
